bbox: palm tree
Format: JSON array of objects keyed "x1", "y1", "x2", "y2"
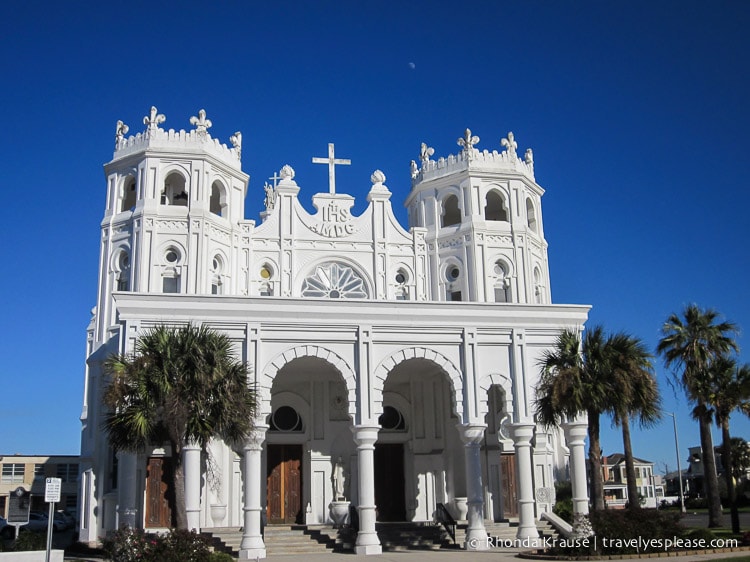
[
  {"x1": 103, "y1": 324, "x2": 257, "y2": 530},
  {"x1": 657, "y1": 304, "x2": 738, "y2": 528},
  {"x1": 607, "y1": 333, "x2": 661, "y2": 509},
  {"x1": 706, "y1": 357, "x2": 750, "y2": 533},
  {"x1": 536, "y1": 326, "x2": 611, "y2": 511}
]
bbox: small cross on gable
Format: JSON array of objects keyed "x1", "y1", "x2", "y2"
[
  {"x1": 268, "y1": 172, "x2": 282, "y2": 188},
  {"x1": 312, "y1": 143, "x2": 351, "y2": 194}
]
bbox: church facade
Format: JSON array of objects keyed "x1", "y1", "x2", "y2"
[{"x1": 78, "y1": 107, "x2": 590, "y2": 557}]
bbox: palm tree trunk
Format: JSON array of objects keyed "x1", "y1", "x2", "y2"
[
  {"x1": 621, "y1": 413, "x2": 640, "y2": 509},
  {"x1": 172, "y1": 440, "x2": 188, "y2": 530},
  {"x1": 698, "y1": 414, "x2": 723, "y2": 527},
  {"x1": 588, "y1": 411, "x2": 605, "y2": 511},
  {"x1": 721, "y1": 421, "x2": 739, "y2": 534}
]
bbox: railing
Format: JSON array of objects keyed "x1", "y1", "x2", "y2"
[{"x1": 435, "y1": 503, "x2": 456, "y2": 544}]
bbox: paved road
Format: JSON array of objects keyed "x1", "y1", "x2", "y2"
[{"x1": 679, "y1": 510, "x2": 750, "y2": 529}]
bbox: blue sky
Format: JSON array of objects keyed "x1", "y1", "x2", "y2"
[{"x1": 1, "y1": 1, "x2": 748, "y2": 477}]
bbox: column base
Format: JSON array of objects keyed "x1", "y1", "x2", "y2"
[
  {"x1": 516, "y1": 524, "x2": 540, "y2": 540},
  {"x1": 355, "y1": 543, "x2": 383, "y2": 555},
  {"x1": 464, "y1": 527, "x2": 489, "y2": 550},
  {"x1": 238, "y1": 547, "x2": 266, "y2": 559}
]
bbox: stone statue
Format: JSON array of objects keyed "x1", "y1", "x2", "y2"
[
  {"x1": 263, "y1": 182, "x2": 275, "y2": 211},
  {"x1": 332, "y1": 457, "x2": 345, "y2": 500},
  {"x1": 230, "y1": 131, "x2": 242, "y2": 158},
  {"x1": 410, "y1": 160, "x2": 418, "y2": 179}
]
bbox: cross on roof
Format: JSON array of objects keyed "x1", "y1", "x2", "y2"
[
  {"x1": 268, "y1": 171, "x2": 282, "y2": 188},
  {"x1": 312, "y1": 143, "x2": 351, "y2": 194}
]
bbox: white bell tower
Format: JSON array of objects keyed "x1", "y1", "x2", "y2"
[
  {"x1": 93, "y1": 107, "x2": 249, "y2": 341},
  {"x1": 405, "y1": 129, "x2": 551, "y2": 304}
]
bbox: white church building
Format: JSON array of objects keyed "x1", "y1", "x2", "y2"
[{"x1": 78, "y1": 107, "x2": 591, "y2": 557}]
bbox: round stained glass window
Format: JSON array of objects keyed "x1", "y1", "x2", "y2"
[
  {"x1": 271, "y1": 406, "x2": 302, "y2": 432},
  {"x1": 301, "y1": 263, "x2": 368, "y2": 299},
  {"x1": 379, "y1": 406, "x2": 405, "y2": 431},
  {"x1": 395, "y1": 272, "x2": 406, "y2": 284},
  {"x1": 449, "y1": 267, "x2": 460, "y2": 280},
  {"x1": 166, "y1": 250, "x2": 178, "y2": 263}
]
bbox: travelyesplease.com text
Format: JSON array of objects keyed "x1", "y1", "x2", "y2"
[{"x1": 468, "y1": 535, "x2": 739, "y2": 551}]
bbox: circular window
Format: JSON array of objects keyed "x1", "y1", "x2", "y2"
[
  {"x1": 260, "y1": 266, "x2": 272, "y2": 279},
  {"x1": 166, "y1": 250, "x2": 179, "y2": 263},
  {"x1": 493, "y1": 263, "x2": 505, "y2": 276},
  {"x1": 449, "y1": 266, "x2": 460, "y2": 280},
  {"x1": 379, "y1": 406, "x2": 405, "y2": 431},
  {"x1": 395, "y1": 272, "x2": 406, "y2": 284},
  {"x1": 212, "y1": 257, "x2": 220, "y2": 272},
  {"x1": 119, "y1": 252, "x2": 130, "y2": 269},
  {"x1": 271, "y1": 406, "x2": 302, "y2": 432}
]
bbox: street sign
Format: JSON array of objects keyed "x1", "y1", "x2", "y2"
[
  {"x1": 45, "y1": 477, "x2": 62, "y2": 503},
  {"x1": 7, "y1": 487, "x2": 30, "y2": 524}
]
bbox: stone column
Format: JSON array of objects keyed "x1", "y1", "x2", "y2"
[
  {"x1": 184, "y1": 440, "x2": 201, "y2": 531},
  {"x1": 116, "y1": 451, "x2": 138, "y2": 529},
  {"x1": 351, "y1": 425, "x2": 382, "y2": 555},
  {"x1": 561, "y1": 417, "x2": 590, "y2": 516},
  {"x1": 510, "y1": 423, "x2": 539, "y2": 540},
  {"x1": 239, "y1": 426, "x2": 268, "y2": 560},
  {"x1": 456, "y1": 423, "x2": 488, "y2": 550}
]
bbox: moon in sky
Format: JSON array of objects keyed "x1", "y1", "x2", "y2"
[{"x1": 408, "y1": 62, "x2": 416, "y2": 70}]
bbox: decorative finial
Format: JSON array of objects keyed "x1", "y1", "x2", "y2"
[
  {"x1": 143, "y1": 106, "x2": 166, "y2": 133},
  {"x1": 280, "y1": 164, "x2": 295, "y2": 180},
  {"x1": 419, "y1": 142, "x2": 435, "y2": 165},
  {"x1": 190, "y1": 109, "x2": 212, "y2": 136},
  {"x1": 524, "y1": 148, "x2": 533, "y2": 165},
  {"x1": 501, "y1": 132, "x2": 518, "y2": 159},
  {"x1": 457, "y1": 128, "x2": 480, "y2": 158},
  {"x1": 371, "y1": 170, "x2": 386, "y2": 185},
  {"x1": 410, "y1": 160, "x2": 418, "y2": 179},
  {"x1": 230, "y1": 131, "x2": 242, "y2": 158},
  {"x1": 115, "y1": 120, "x2": 129, "y2": 146}
]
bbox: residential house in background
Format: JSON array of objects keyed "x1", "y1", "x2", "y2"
[{"x1": 598, "y1": 454, "x2": 658, "y2": 508}]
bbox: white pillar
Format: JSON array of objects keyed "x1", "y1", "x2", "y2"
[
  {"x1": 510, "y1": 423, "x2": 539, "y2": 540},
  {"x1": 351, "y1": 425, "x2": 382, "y2": 555},
  {"x1": 457, "y1": 423, "x2": 488, "y2": 550},
  {"x1": 561, "y1": 417, "x2": 590, "y2": 516},
  {"x1": 239, "y1": 426, "x2": 267, "y2": 560},
  {"x1": 184, "y1": 440, "x2": 201, "y2": 531},
  {"x1": 117, "y1": 451, "x2": 138, "y2": 529}
]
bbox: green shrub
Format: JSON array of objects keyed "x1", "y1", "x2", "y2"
[
  {"x1": 552, "y1": 481, "x2": 573, "y2": 524},
  {"x1": 150, "y1": 529, "x2": 211, "y2": 562},
  {"x1": 103, "y1": 527, "x2": 159, "y2": 562},
  {"x1": 14, "y1": 530, "x2": 46, "y2": 551},
  {"x1": 588, "y1": 509, "x2": 683, "y2": 555},
  {"x1": 208, "y1": 552, "x2": 235, "y2": 562},
  {"x1": 683, "y1": 527, "x2": 717, "y2": 541}
]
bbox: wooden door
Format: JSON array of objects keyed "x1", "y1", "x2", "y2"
[
  {"x1": 500, "y1": 453, "x2": 518, "y2": 518},
  {"x1": 374, "y1": 443, "x2": 406, "y2": 521},
  {"x1": 266, "y1": 445, "x2": 302, "y2": 524},
  {"x1": 145, "y1": 457, "x2": 174, "y2": 528}
]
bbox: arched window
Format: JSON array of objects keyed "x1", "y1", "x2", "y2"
[
  {"x1": 121, "y1": 177, "x2": 136, "y2": 213},
  {"x1": 485, "y1": 191, "x2": 508, "y2": 221},
  {"x1": 379, "y1": 406, "x2": 406, "y2": 431},
  {"x1": 493, "y1": 261, "x2": 511, "y2": 303},
  {"x1": 115, "y1": 250, "x2": 130, "y2": 291},
  {"x1": 210, "y1": 181, "x2": 227, "y2": 217},
  {"x1": 526, "y1": 198, "x2": 537, "y2": 232},
  {"x1": 441, "y1": 194, "x2": 460, "y2": 227},
  {"x1": 162, "y1": 247, "x2": 182, "y2": 293},
  {"x1": 534, "y1": 267, "x2": 544, "y2": 304},
  {"x1": 161, "y1": 172, "x2": 188, "y2": 207},
  {"x1": 394, "y1": 268, "x2": 409, "y2": 301},
  {"x1": 446, "y1": 263, "x2": 462, "y2": 301},
  {"x1": 210, "y1": 255, "x2": 224, "y2": 295}
]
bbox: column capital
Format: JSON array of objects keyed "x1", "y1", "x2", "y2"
[
  {"x1": 561, "y1": 417, "x2": 588, "y2": 445},
  {"x1": 456, "y1": 423, "x2": 487, "y2": 445},
  {"x1": 351, "y1": 424, "x2": 379, "y2": 446},
  {"x1": 509, "y1": 422, "x2": 535, "y2": 444},
  {"x1": 183, "y1": 439, "x2": 201, "y2": 451},
  {"x1": 244, "y1": 425, "x2": 269, "y2": 451}
]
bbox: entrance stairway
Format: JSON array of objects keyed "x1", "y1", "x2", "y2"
[
  {"x1": 203, "y1": 525, "x2": 356, "y2": 556},
  {"x1": 204, "y1": 519, "x2": 557, "y2": 556}
]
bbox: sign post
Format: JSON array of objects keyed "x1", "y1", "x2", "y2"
[
  {"x1": 7, "y1": 486, "x2": 30, "y2": 539},
  {"x1": 44, "y1": 477, "x2": 61, "y2": 562}
]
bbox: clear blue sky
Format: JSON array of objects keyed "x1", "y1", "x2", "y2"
[{"x1": 1, "y1": 1, "x2": 748, "y2": 477}]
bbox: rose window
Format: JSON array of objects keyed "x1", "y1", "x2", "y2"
[{"x1": 301, "y1": 263, "x2": 368, "y2": 299}]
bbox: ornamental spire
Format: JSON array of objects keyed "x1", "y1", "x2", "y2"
[
  {"x1": 190, "y1": 109, "x2": 212, "y2": 137},
  {"x1": 143, "y1": 106, "x2": 166, "y2": 135},
  {"x1": 501, "y1": 131, "x2": 518, "y2": 159},
  {"x1": 457, "y1": 128, "x2": 480, "y2": 159}
]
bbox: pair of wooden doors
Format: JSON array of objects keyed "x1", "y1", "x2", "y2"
[{"x1": 266, "y1": 444, "x2": 303, "y2": 524}]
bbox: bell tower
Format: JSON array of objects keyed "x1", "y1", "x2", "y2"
[
  {"x1": 405, "y1": 129, "x2": 551, "y2": 304},
  {"x1": 93, "y1": 107, "x2": 249, "y2": 341}
]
